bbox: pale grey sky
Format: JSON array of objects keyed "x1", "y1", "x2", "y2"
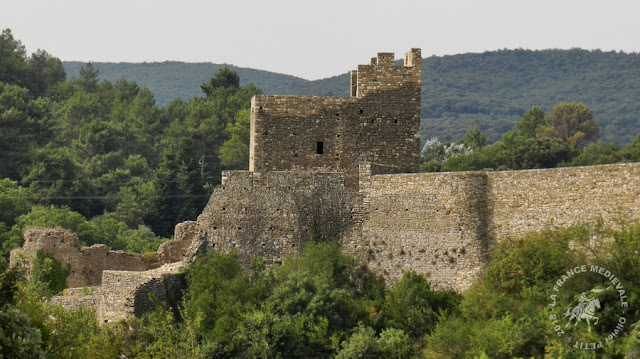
[{"x1": 3, "y1": 0, "x2": 640, "y2": 80}]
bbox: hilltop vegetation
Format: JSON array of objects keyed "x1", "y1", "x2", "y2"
[
  {"x1": 420, "y1": 49, "x2": 640, "y2": 144},
  {"x1": 66, "y1": 48, "x2": 640, "y2": 144},
  {"x1": 63, "y1": 61, "x2": 308, "y2": 106},
  {"x1": 1, "y1": 29, "x2": 258, "y2": 259},
  {"x1": 3, "y1": 223, "x2": 640, "y2": 358}
]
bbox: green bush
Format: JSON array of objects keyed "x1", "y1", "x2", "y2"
[{"x1": 31, "y1": 250, "x2": 70, "y2": 296}]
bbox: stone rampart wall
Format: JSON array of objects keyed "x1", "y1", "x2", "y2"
[
  {"x1": 361, "y1": 162, "x2": 640, "y2": 291},
  {"x1": 197, "y1": 169, "x2": 360, "y2": 267},
  {"x1": 356, "y1": 171, "x2": 489, "y2": 290},
  {"x1": 486, "y1": 163, "x2": 640, "y2": 241},
  {"x1": 16, "y1": 162, "x2": 640, "y2": 321}
]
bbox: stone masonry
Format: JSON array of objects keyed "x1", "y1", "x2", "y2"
[
  {"x1": 250, "y1": 49, "x2": 421, "y2": 187},
  {"x1": 11, "y1": 49, "x2": 640, "y2": 322},
  {"x1": 10, "y1": 228, "x2": 159, "y2": 287}
]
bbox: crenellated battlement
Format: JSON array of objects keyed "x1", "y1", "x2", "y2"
[{"x1": 351, "y1": 48, "x2": 421, "y2": 97}]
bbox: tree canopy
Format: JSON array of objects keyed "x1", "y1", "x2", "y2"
[{"x1": 0, "y1": 29, "x2": 260, "y2": 254}]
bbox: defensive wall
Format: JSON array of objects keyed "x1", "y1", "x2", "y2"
[
  {"x1": 15, "y1": 161, "x2": 640, "y2": 322},
  {"x1": 356, "y1": 162, "x2": 640, "y2": 290}
]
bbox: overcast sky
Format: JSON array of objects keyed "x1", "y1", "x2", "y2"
[{"x1": 3, "y1": 0, "x2": 640, "y2": 80}]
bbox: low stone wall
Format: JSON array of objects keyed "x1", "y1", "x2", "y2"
[
  {"x1": 49, "y1": 287, "x2": 100, "y2": 311},
  {"x1": 97, "y1": 262, "x2": 187, "y2": 323}
]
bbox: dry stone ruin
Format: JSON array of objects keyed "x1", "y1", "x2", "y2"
[{"x1": 11, "y1": 48, "x2": 640, "y2": 322}]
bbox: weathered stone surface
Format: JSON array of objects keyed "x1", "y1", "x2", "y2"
[
  {"x1": 10, "y1": 228, "x2": 159, "y2": 287},
  {"x1": 96, "y1": 262, "x2": 186, "y2": 323},
  {"x1": 157, "y1": 221, "x2": 206, "y2": 263},
  {"x1": 196, "y1": 170, "x2": 360, "y2": 267},
  {"x1": 354, "y1": 163, "x2": 640, "y2": 291},
  {"x1": 249, "y1": 49, "x2": 421, "y2": 188}
]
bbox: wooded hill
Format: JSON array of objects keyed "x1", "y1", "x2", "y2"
[{"x1": 65, "y1": 48, "x2": 640, "y2": 144}]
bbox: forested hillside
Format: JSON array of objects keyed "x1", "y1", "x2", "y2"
[
  {"x1": 63, "y1": 61, "x2": 311, "y2": 106},
  {"x1": 420, "y1": 49, "x2": 640, "y2": 144},
  {"x1": 66, "y1": 49, "x2": 640, "y2": 144},
  {"x1": 1, "y1": 29, "x2": 258, "y2": 258}
]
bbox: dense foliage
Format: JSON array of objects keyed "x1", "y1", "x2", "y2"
[
  {"x1": 1, "y1": 241, "x2": 460, "y2": 358},
  {"x1": 425, "y1": 222, "x2": 640, "y2": 358},
  {"x1": 0, "y1": 29, "x2": 259, "y2": 262},
  {"x1": 3, "y1": 222, "x2": 640, "y2": 357},
  {"x1": 66, "y1": 49, "x2": 640, "y2": 144},
  {"x1": 420, "y1": 104, "x2": 640, "y2": 172},
  {"x1": 62, "y1": 61, "x2": 308, "y2": 106}
]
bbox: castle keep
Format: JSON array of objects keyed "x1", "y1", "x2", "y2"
[
  {"x1": 11, "y1": 49, "x2": 640, "y2": 323},
  {"x1": 250, "y1": 49, "x2": 422, "y2": 186}
]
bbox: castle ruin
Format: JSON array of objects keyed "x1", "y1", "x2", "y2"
[{"x1": 11, "y1": 49, "x2": 640, "y2": 323}]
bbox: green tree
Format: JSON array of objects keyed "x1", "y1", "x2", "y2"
[
  {"x1": 54, "y1": 90, "x2": 104, "y2": 144},
  {"x1": 22, "y1": 146, "x2": 99, "y2": 216},
  {"x1": 30, "y1": 250, "x2": 71, "y2": 296},
  {"x1": 182, "y1": 252, "x2": 258, "y2": 357},
  {"x1": 382, "y1": 271, "x2": 459, "y2": 339},
  {"x1": 0, "y1": 28, "x2": 28, "y2": 88},
  {"x1": 71, "y1": 62, "x2": 99, "y2": 93},
  {"x1": 539, "y1": 102, "x2": 600, "y2": 148},
  {"x1": 201, "y1": 67, "x2": 240, "y2": 96},
  {"x1": 121, "y1": 87, "x2": 162, "y2": 163},
  {"x1": 219, "y1": 108, "x2": 251, "y2": 169},
  {"x1": 147, "y1": 137, "x2": 208, "y2": 237},
  {"x1": 0, "y1": 83, "x2": 42, "y2": 178},
  {"x1": 621, "y1": 132, "x2": 640, "y2": 162},
  {"x1": 517, "y1": 106, "x2": 546, "y2": 138},
  {"x1": 0, "y1": 262, "x2": 45, "y2": 358},
  {"x1": 500, "y1": 132, "x2": 572, "y2": 170},
  {"x1": 335, "y1": 326, "x2": 415, "y2": 359},
  {"x1": 26, "y1": 49, "x2": 66, "y2": 97},
  {"x1": 0, "y1": 308, "x2": 45, "y2": 358},
  {"x1": 562, "y1": 141, "x2": 622, "y2": 166},
  {"x1": 461, "y1": 125, "x2": 487, "y2": 150}
]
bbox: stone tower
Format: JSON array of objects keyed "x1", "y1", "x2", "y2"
[{"x1": 249, "y1": 48, "x2": 421, "y2": 187}]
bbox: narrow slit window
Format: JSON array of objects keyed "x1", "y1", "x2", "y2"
[{"x1": 316, "y1": 141, "x2": 324, "y2": 154}]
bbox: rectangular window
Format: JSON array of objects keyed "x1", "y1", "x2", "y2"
[{"x1": 316, "y1": 141, "x2": 324, "y2": 155}]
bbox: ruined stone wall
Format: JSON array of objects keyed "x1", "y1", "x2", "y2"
[
  {"x1": 97, "y1": 262, "x2": 186, "y2": 323},
  {"x1": 10, "y1": 228, "x2": 159, "y2": 288},
  {"x1": 196, "y1": 169, "x2": 360, "y2": 267},
  {"x1": 249, "y1": 49, "x2": 421, "y2": 187}
]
